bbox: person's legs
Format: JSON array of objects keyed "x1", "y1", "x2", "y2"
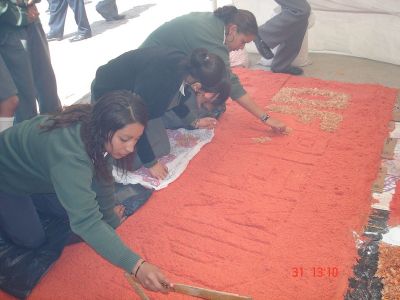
[
  {"x1": 67, "y1": 0, "x2": 91, "y2": 37},
  {"x1": 0, "y1": 192, "x2": 46, "y2": 248},
  {"x1": 31, "y1": 193, "x2": 68, "y2": 218},
  {"x1": 258, "y1": 0, "x2": 310, "y2": 73},
  {"x1": 48, "y1": 0, "x2": 69, "y2": 39},
  {"x1": 26, "y1": 21, "x2": 62, "y2": 114},
  {"x1": 31, "y1": 193, "x2": 84, "y2": 245},
  {"x1": 0, "y1": 29, "x2": 37, "y2": 122},
  {"x1": 270, "y1": 17, "x2": 308, "y2": 73},
  {"x1": 0, "y1": 54, "x2": 19, "y2": 131},
  {"x1": 95, "y1": 0, "x2": 121, "y2": 20}
]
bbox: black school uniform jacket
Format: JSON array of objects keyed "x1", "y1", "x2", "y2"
[{"x1": 92, "y1": 46, "x2": 195, "y2": 166}]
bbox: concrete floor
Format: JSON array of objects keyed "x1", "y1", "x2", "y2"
[
  {"x1": 36, "y1": 0, "x2": 400, "y2": 106},
  {"x1": 250, "y1": 52, "x2": 400, "y2": 89}
]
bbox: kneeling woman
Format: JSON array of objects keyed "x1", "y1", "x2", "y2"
[
  {"x1": 92, "y1": 47, "x2": 230, "y2": 180},
  {"x1": 0, "y1": 91, "x2": 170, "y2": 294}
]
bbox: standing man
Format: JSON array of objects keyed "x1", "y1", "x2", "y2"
[
  {"x1": 0, "y1": 0, "x2": 61, "y2": 124},
  {"x1": 46, "y1": 0, "x2": 92, "y2": 42},
  {"x1": 0, "y1": 0, "x2": 38, "y2": 122},
  {"x1": 254, "y1": 0, "x2": 311, "y2": 75}
]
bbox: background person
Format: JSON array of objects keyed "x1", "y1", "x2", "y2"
[
  {"x1": 254, "y1": 0, "x2": 311, "y2": 75},
  {"x1": 0, "y1": 0, "x2": 61, "y2": 125},
  {"x1": 46, "y1": 0, "x2": 92, "y2": 42}
]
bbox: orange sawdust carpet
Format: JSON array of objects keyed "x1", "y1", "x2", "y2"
[{"x1": 1, "y1": 69, "x2": 397, "y2": 300}]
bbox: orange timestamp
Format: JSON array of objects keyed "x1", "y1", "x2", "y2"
[{"x1": 291, "y1": 267, "x2": 339, "y2": 278}]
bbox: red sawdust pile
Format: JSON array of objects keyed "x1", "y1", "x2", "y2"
[{"x1": 1, "y1": 69, "x2": 397, "y2": 300}]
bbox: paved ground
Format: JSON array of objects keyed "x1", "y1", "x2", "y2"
[
  {"x1": 38, "y1": 0, "x2": 400, "y2": 107},
  {"x1": 37, "y1": 0, "x2": 225, "y2": 106}
]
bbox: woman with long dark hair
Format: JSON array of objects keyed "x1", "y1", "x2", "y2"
[
  {"x1": 141, "y1": 5, "x2": 287, "y2": 134},
  {"x1": 0, "y1": 90, "x2": 171, "y2": 293},
  {"x1": 92, "y1": 47, "x2": 231, "y2": 180}
]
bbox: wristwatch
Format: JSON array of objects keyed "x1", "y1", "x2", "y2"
[{"x1": 260, "y1": 113, "x2": 270, "y2": 123}]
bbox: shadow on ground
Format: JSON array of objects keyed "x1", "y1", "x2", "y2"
[{"x1": 91, "y1": 3, "x2": 156, "y2": 37}]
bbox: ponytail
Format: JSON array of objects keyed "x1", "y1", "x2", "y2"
[{"x1": 214, "y1": 5, "x2": 258, "y2": 35}]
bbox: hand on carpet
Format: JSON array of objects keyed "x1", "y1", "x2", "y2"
[
  {"x1": 265, "y1": 116, "x2": 287, "y2": 134},
  {"x1": 148, "y1": 161, "x2": 168, "y2": 180},
  {"x1": 196, "y1": 117, "x2": 218, "y2": 129},
  {"x1": 133, "y1": 260, "x2": 172, "y2": 293}
]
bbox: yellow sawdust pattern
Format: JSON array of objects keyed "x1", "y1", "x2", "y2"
[
  {"x1": 264, "y1": 87, "x2": 351, "y2": 132},
  {"x1": 267, "y1": 104, "x2": 343, "y2": 132},
  {"x1": 272, "y1": 87, "x2": 350, "y2": 109}
]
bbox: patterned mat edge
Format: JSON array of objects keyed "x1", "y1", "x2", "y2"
[{"x1": 345, "y1": 89, "x2": 400, "y2": 300}]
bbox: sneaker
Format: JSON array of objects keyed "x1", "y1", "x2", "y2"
[
  {"x1": 105, "y1": 14, "x2": 126, "y2": 22},
  {"x1": 46, "y1": 33, "x2": 63, "y2": 41},
  {"x1": 69, "y1": 32, "x2": 92, "y2": 42},
  {"x1": 272, "y1": 66, "x2": 304, "y2": 76}
]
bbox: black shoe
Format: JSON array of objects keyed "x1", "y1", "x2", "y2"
[
  {"x1": 46, "y1": 33, "x2": 63, "y2": 41},
  {"x1": 272, "y1": 66, "x2": 304, "y2": 75},
  {"x1": 254, "y1": 36, "x2": 274, "y2": 60},
  {"x1": 105, "y1": 14, "x2": 126, "y2": 22},
  {"x1": 69, "y1": 32, "x2": 92, "y2": 42}
]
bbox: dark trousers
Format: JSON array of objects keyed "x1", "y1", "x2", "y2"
[
  {"x1": 48, "y1": 0, "x2": 91, "y2": 36},
  {"x1": 95, "y1": 0, "x2": 119, "y2": 20},
  {"x1": 0, "y1": 192, "x2": 68, "y2": 248},
  {"x1": 258, "y1": 0, "x2": 311, "y2": 71},
  {"x1": 26, "y1": 21, "x2": 62, "y2": 114},
  {"x1": 0, "y1": 28, "x2": 37, "y2": 122}
]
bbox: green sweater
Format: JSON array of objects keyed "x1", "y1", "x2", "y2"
[
  {"x1": 140, "y1": 11, "x2": 246, "y2": 100},
  {"x1": 0, "y1": 116, "x2": 140, "y2": 272}
]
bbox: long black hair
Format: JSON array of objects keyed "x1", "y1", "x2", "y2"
[
  {"x1": 214, "y1": 5, "x2": 258, "y2": 36},
  {"x1": 41, "y1": 90, "x2": 147, "y2": 181}
]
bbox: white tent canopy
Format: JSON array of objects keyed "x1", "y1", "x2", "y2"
[{"x1": 231, "y1": 0, "x2": 400, "y2": 66}]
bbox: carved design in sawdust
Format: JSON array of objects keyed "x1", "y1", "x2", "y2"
[{"x1": 266, "y1": 87, "x2": 351, "y2": 132}]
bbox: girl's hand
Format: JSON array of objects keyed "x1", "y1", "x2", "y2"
[
  {"x1": 195, "y1": 117, "x2": 218, "y2": 129},
  {"x1": 133, "y1": 260, "x2": 172, "y2": 293},
  {"x1": 148, "y1": 161, "x2": 168, "y2": 180}
]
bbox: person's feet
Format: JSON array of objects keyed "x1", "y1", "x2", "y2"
[
  {"x1": 46, "y1": 33, "x2": 63, "y2": 41},
  {"x1": 272, "y1": 66, "x2": 304, "y2": 76},
  {"x1": 254, "y1": 36, "x2": 274, "y2": 60},
  {"x1": 69, "y1": 32, "x2": 92, "y2": 42},
  {"x1": 105, "y1": 14, "x2": 126, "y2": 22}
]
